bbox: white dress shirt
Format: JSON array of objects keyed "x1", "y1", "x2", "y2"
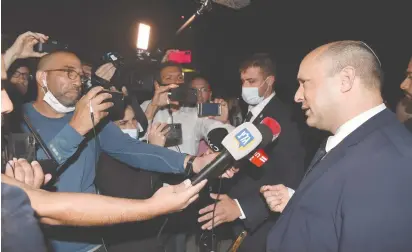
[
  {"x1": 141, "y1": 100, "x2": 234, "y2": 155},
  {"x1": 325, "y1": 103, "x2": 386, "y2": 152}
]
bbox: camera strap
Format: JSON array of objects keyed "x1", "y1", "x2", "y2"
[
  {"x1": 22, "y1": 114, "x2": 60, "y2": 177},
  {"x1": 129, "y1": 96, "x2": 148, "y2": 138}
]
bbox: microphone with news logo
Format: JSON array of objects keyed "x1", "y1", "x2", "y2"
[
  {"x1": 191, "y1": 122, "x2": 271, "y2": 185},
  {"x1": 205, "y1": 118, "x2": 282, "y2": 169},
  {"x1": 248, "y1": 117, "x2": 282, "y2": 167}
]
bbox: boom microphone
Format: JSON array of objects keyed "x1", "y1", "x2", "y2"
[
  {"x1": 191, "y1": 122, "x2": 267, "y2": 185},
  {"x1": 212, "y1": 0, "x2": 251, "y2": 9}
]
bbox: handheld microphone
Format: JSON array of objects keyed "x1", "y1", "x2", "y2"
[
  {"x1": 206, "y1": 128, "x2": 229, "y2": 152},
  {"x1": 191, "y1": 122, "x2": 266, "y2": 185},
  {"x1": 247, "y1": 117, "x2": 282, "y2": 167}
]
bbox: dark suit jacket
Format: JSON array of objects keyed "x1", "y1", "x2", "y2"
[
  {"x1": 267, "y1": 109, "x2": 412, "y2": 252},
  {"x1": 226, "y1": 96, "x2": 306, "y2": 252}
]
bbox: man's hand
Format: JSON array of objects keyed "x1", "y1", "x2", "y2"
[
  {"x1": 151, "y1": 83, "x2": 179, "y2": 107},
  {"x1": 198, "y1": 194, "x2": 241, "y2": 230},
  {"x1": 69, "y1": 86, "x2": 113, "y2": 135},
  {"x1": 260, "y1": 184, "x2": 291, "y2": 213},
  {"x1": 150, "y1": 179, "x2": 207, "y2": 214},
  {"x1": 208, "y1": 98, "x2": 229, "y2": 124},
  {"x1": 3, "y1": 31, "x2": 49, "y2": 69},
  {"x1": 95, "y1": 63, "x2": 116, "y2": 82},
  {"x1": 4, "y1": 158, "x2": 52, "y2": 189},
  {"x1": 148, "y1": 122, "x2": 170, "y2": 147}
]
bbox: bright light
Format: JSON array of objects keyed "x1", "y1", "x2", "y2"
[{"x1": 136, "y1": 23, "x2": 150, "y2": 50}]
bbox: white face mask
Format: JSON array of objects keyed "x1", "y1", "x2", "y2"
[
  {"x1": 42, "y1": 80, "x2": 75, "y2": 113},
  {"x1": 242, "y1": 78, "x2": 269, "y2": 105},
  {"x1": 122, "y1": 129, "x2": 138, "y2": 139}
]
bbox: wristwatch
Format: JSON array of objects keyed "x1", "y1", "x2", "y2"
[{"x1": 185, "y1": 155, "x2": 197, "y2": 177}]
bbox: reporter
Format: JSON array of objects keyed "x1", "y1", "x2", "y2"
[{"x1": 2, "y1": 174, "x2": 207, "y2": 226}]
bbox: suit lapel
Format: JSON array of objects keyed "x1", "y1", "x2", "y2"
[
  {"x1": 251, "y1": 96, "x2": 279, "y2": 125},
  {"x1": 282, "y1": 109, "x2": 395, "y2": 215}
]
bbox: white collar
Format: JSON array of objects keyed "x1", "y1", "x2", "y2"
[
  {"x1": 248, "y1": 92, "x2": 276, "y2": 122},
  {"x1": 325, "y1": 103, "x2": 386, "y2": 152}
]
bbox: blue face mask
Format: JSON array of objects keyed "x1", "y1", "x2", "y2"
[{"x1": 241, "y1": 78, "x2": 268, "y2": 105}]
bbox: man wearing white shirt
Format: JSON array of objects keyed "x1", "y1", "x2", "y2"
[
  {"x1": 141, "y1": 62, "x2": 233, "y2": 155},
  {"x1": 198, "y1": 54, "x2": 306, "y2": 252},
  {"x1": 266, "y1": 41, "x2": 412, "y2": 252}
]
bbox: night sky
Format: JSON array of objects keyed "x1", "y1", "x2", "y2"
[{"x1": 2, "y1": 0, "x2": 411, "y2": 108}]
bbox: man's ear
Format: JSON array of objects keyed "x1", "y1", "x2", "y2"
[
  {"x1": 340, "y1": 66, "x2": 356, "y2": 93},
  {"x1": 267, "y1": 75, "x2": 275, "y2": 87},
  {"x1": 36, "y1": 71, "x2": 46, "y2": 86}
]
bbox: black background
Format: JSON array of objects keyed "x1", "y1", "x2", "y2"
[{"x1": 2, "y1": 0, "x2": 411, "y2": 108}]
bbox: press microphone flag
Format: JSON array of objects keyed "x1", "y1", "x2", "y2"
[{"x1": 191, "y1": 122, "x2": 265, "y2": 185}]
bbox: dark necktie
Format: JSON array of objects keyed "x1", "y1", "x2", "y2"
[
  {"x1": 244, "y1": 111, "x2": 253, "y2": 122},
  {"x1": 304, "y1": 141, "x2": 327, "y2": 177}
]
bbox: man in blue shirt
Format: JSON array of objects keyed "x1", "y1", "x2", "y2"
[{"x1": 23, "y1": 50, "x2": 221, "y2": 252}]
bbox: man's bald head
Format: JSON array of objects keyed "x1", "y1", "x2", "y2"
[
  {"x1": 37, "y1": 51, "x2": 80, "y2": 71},
  {"x1": 315, "y1": 41, "x2": 383, "y2": 90}
]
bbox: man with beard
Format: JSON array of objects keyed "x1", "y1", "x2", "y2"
[{"x1": 397, "y1": 56, "x2": 412, "y2": 132}]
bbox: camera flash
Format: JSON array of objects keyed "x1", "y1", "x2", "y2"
[{"x1": 136, "y1": 23, "x2": 150, "y2": 50}]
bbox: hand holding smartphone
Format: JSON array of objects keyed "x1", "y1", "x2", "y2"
[{"x1": 198, "y1": 103, "x2": 222, "y2": 117}]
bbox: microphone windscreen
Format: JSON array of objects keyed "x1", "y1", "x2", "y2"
[
  {"x1": 261, "y1": 117, "x2": 281, "y2": 138},
  {"x1": 256, "y1": 124, "x2": 273, "y2": 148},
  {"x1": 207, "y1": 128, "x2": 229, "y2": 152}
]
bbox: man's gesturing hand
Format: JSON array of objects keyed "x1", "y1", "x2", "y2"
[
  {"x1": 198, "y1": 194, "x2": 241, "y2": 230},
  {"x1": 5, "y1": 158, "x2": 52, "y2": 189},
  {"x1": 69, "y1": 86, "x2": 114, "y2": 135},
  {"x1": 260, "y1": 184, "x2": 291, "y2": 213},
  {"x1": 150, "y1": 179, "x2": 207, "y2": 214}
]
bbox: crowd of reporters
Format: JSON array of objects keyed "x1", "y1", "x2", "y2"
[{"x1": 1, "y1": 31, "x2": 412, "y2": 252}]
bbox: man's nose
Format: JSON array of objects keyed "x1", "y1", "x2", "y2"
[
  {"x1": 400, "y1": 78, "x2": 411, "y2": 91},
  {"x1": 294, "y1": 85, "x2": 304, "y2": 103}
]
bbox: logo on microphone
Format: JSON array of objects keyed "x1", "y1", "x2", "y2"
[{"x1": 235, "y1": 129, "x2": 254, "y2": 148}]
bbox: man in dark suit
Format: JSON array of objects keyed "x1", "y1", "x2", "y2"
[
  {"x1": 264, "y1": 41, "x2": 412, "y2": 252},
  {"x1": 198, "y1": 54, "x2": 306, "y2": 252}
]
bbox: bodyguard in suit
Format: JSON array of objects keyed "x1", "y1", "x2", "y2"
[
  {"x1": 264, "y1": 41, "x2": 412, "y2": 252},
  {"x1": 198, "y1": 54, "x2": 306, "y2": 252}
]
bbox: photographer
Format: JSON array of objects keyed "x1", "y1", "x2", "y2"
[
  {"x1": 13, "y1": 32, "x2": 230, "y2": 252},
  {"x1": 1, "y1": 39, "x2": 207, "y2": 252},
  {"x1": 142, "y1": 62, "x2": 233, "y2": 155}
]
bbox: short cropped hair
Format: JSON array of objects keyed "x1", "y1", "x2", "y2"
[
  {"x1": 239, "y1": 53, "x2": 276, "y2": 78},
  {"x1": 319, "y1": 41, "x2": 384, "y2": 89},
  {"x1": 154, "y1": 62, "x2": 183, "y2": 84}
]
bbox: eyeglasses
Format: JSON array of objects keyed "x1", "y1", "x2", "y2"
[
  {"x1": 12, "y1": 71, "x2": 32, "y2": 80},
  {"x1": 44, "y1": 69, "x2": 85, "y2": 81},
  {"x1": 194, "y1": 87, "x2": 210, "y2": 93}
]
